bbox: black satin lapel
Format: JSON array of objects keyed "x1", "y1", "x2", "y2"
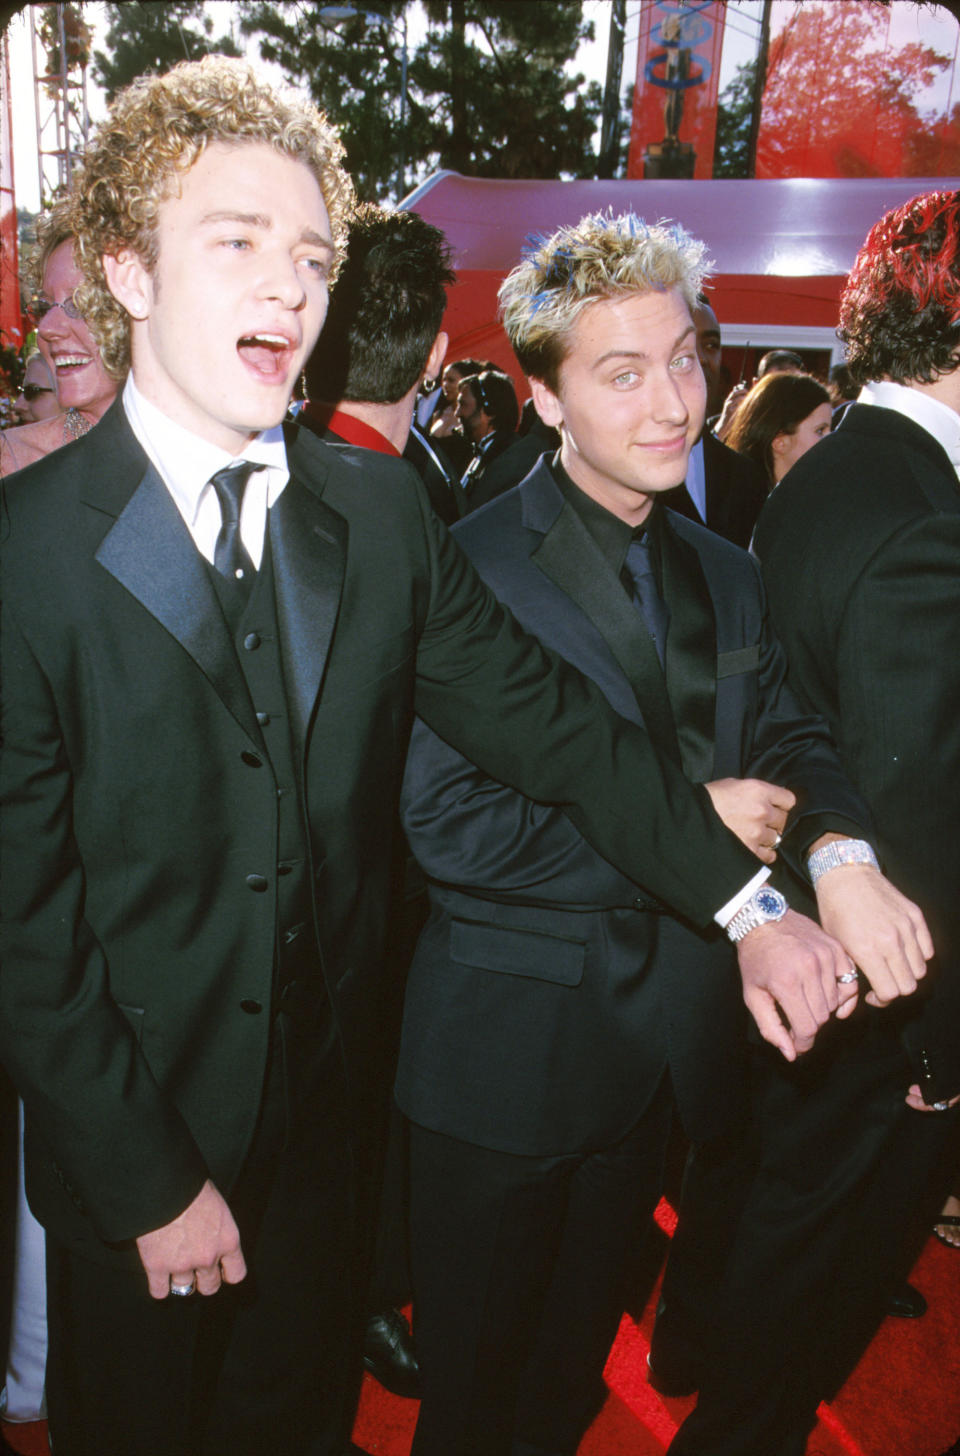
[
  {"x1": 94, "y1": 466, "x2": 260, "y2": 742},
  {"x1": 659, "y1": 519, "x2": 717, "y2": 781},
  {"x1": 268, "y1": 477, "x2": 347, "y2": 748},
  {"x1": 531, "y1": 503, "x2": 681, "y2": 762}
]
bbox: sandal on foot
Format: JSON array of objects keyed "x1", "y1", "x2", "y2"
[{"x1": 933, "y1": 1213, "x2": 960, "y2": 1249}]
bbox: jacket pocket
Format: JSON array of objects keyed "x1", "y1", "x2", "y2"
[{"x1": 450, "y1": 919, "x2": 584, "y2": 986}]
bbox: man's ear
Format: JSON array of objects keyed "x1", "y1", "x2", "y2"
[
  {"x1": 424, "y1": 330, "x2": 448, "y2": 386},
  {"x1": 101, "y1": 250, "x2": 152, "y2": 322},
  {"x1": 529, "y1": 375, "x2": 563, "y2": 430}
]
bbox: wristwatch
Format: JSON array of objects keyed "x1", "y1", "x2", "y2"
[{"x1": 725, "y1": 885, "x2": 789, "y2": 943}]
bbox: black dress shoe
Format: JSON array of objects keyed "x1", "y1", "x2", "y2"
[
  {"x1": 885, "y1": 1281, "x2": 927, "y2": 1319},
  {"x1": 363, "y1": 1307, "x2": 421, "y2": 1399},
  {"x1": 646, "y1": 1349, "x2": 699, "y2": 1399}
]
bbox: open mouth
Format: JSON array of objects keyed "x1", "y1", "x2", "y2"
[
  {"x1": 237, "y1": 332, "x2": 295, "y2": 382},
  {"x1": 52, "y1": 353, "x2": 92, "y2": 374}
]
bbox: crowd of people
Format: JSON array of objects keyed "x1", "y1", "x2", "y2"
[{"x1": 0, "y1": 53, "x2": 958, "y2": 1456}]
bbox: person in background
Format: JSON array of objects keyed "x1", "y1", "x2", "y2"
[
  {"x1": 428, "y1": 356, "x2": 487, "y2": 475},
  {"x1": 725, "y1": 372, "x2": 833, "y2": 491},
  {"x1": 0, "y1": 205, "x2": 118, "y2": 477},
  {"x1": 11, "y1": 353, "x2": 58, "y2": 426},
  {"x1": 302, "y1": 202, "x2": 464, "y2": 526},
  {"x1": 661, "y1": 295, "x2": 767, "y2": 548},
  {"x1": 715, "y1": 347, "x2": 807, "y2": 442},
  {"x1": 457, "y1": 367, "x2": 519, "y2": 504}
]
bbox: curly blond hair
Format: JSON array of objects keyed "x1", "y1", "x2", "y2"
[
  {"x1": 499, "y1": 212, "x2": 709, "y2": 391},
  {"x1": 67, "y1": 55, "x2": 354, "y2": 378}
]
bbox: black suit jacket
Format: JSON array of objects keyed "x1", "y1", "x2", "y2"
[
  {"x1": 663, "y1": 429, "x2": 767, "y2": 549},
  {"x1": 755, "y1": 403, "x2": 960, "y2": 1097},
  {"x1": 396, "y1": 460, "x2": 869, "y2": 1154},
  {"x1": 0, "y1": 404, "x2": 766, "y2": 1257}
]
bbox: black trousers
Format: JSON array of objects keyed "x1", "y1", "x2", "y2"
[
  {"x1": 667, "y1": 1013, "x2": 960, "y2": 1456},
  {"x1": 407, "y1": 1077, "x2": 673, "y2": 1456},
  {"x1": 45, "y1": 1010, "x2": 373, "y2": 1456}
]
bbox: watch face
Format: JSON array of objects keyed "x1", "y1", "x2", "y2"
[{"x1": 755, "y1": 888, "x2": 785, "y2": 918}]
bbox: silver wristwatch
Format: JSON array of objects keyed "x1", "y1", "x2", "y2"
[{"x1": 725, "y1": 885, "x2": 789, "y2": 943}]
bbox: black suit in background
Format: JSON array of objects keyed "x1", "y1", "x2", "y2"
[
  {"x1": 669, "y1": 403, "x2": 960, "y2": 1456},
  {"x1": 662, "y1": 427, "x2": 767, "y2": 549},
  {"x1": 396, "y1": 458, "x2": 869, "y2": 1456},
  {"x1": 0, "y1": 403, "x2": 774, "y2": 1455}
]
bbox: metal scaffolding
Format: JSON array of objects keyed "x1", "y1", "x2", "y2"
[{"x1": 29, "y1": 2, "x2": 91, "y2": 204}]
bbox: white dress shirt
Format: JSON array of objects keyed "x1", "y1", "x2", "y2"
[
  {"x1": 122, "y1": 376, "x2": 290, "y2": 568},
  {"x1": 858, "y1": 379, "x2": 960, "y2": 479}
]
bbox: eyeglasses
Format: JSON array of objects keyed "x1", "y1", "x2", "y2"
[
  {"x1": 32, "y1": 292, "x2": 82, "y2": 321},
  {"x1": 22, "y1": 384, "x2": 55, "y2": 400}
]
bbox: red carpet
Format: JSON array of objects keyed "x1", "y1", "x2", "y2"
[{"x1": 352, "y1": 1198, "x2": 960, "y2": 1456}]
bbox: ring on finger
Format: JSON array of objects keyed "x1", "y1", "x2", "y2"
[
  {"x1": 932, "y1": 1100, "x2": 951, "y2": 1112},
  {"x1": 170, "y1": 1280, "x2": 196, "y2": 1297},
  {"x1": 836, "y1": 969, "x2": 859, "y2": 986}
]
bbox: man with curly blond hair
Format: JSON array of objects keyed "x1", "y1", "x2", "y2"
[
  {"x1": 394, "y1": 211, "x2": 931, "y2": 1456},
  {"x1": 2, "y1": 65, "x2": 921, "y2": 1456}
]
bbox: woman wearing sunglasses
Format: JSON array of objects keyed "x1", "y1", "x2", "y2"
[{"x1": 1, "y1": 204, "x2": 118, "y2": 477}]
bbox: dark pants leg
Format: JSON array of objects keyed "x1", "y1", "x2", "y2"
[
  {"x1": 669, "y1": 1015, "x2": 960, "y2": 1456},
  {"x1": 46, "y1": 1012, "x2": 373, "y2": 1456},
  {"x1": 408, "y1": 1078, "x2": 673, "y2": 1456}
]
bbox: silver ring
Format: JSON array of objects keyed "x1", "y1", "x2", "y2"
[
  {"x1": 773, "y1": 833, "x2": 782, "y2": 847},
  {"x1": 169, "y1": 1280, "x2": 196, "y2": 1297},
  {"x1": 932, "y1": 1100, "x2": 951, "y2": 1112},
  {"x1": 836, "y1": 970, "x2": 859, "y2": 985}
]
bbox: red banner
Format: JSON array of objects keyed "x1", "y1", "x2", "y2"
[
  {"x1": 627, "y1": 1, "x2": 726, "y2": 180},
  {"x1": 1, "y1": 30, "x2": 25, "y2": 367}
]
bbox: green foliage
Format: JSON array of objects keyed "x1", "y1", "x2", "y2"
[
  {"x1": 238, "y1": 0, "x2": 602, "y2": 200},
  {"x1": 92, "y1": 1, "x2": 241, "y2": 102},
  {"x1": 712, "y1": 58, "x2": 756, "y2": 179}
]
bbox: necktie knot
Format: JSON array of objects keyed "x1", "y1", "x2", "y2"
[{"x1": 208, "y1": 461, "x2": 258, "y2": 583}]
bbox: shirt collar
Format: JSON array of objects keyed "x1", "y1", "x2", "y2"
[
  {"x1": 551, "y1": 456, "x2": 653, "y2": 577},
  {"x1": 858, "y1": 380, "x2": 960, "y2": 476},
  {"x1": 122, "y1": 375, "x2": 289, "y2": 525},
  {"x1": 321, "y1": 406, "x2": 401, "y2": 457}
]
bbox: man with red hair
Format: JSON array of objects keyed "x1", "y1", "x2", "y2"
[{"x1": 668, "y1": 189, "x2": 960, "y2": 1456}]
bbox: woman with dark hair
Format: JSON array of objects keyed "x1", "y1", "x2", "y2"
[{"x1": 725, "y1": 371, "x2": 833, "y2": 489}]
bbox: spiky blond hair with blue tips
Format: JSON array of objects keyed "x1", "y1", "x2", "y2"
[{"x1": 499, "y1": 212, "x2": 709, "y2": 392}]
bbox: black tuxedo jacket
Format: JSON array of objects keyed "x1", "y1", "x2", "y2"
[
  {"x1": 396, "y1": 460, "x2": 868, "y2": 1154},
  {"x1": 663, "y1": 429, "x2": 767, "y2": 549},
  {"x1": 755, "y1": 403, "x2": 960, "y2": 1097},
  {"x1": 0, "y1": 404, "x2": 768, "y2": 1257}
]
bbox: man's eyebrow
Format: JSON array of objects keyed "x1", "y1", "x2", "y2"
[
  {"x1": 199, "y1": 212, "x2": 334, "y2": 252},
  {"x1": 593, "y1": 325, "x2": 696, "y2": 369}
]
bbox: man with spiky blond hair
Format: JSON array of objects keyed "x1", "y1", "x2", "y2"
[
  {"x1": 395, "y1": 211, "x2": 931, "y2": 1456},
  {"x1": 2, "y1": 67, "x2": 924, "y2": 1456}
]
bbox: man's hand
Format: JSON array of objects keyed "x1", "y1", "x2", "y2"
[
  {"x1": 736, "y1": 909, "x2": 853, "y2": 1061},
  {"x1": 814, "y1": 864, "x2": 933, "y2": 1007},
  {"x1": 135, "y1": 1178, "x2": 247, "y2": 1300},
  {"x1": 706, "y1": 778, "x2": 796, "y2": 864},
  {"x1": 905, "y1": 1084, "x2": 960, "y2": 1113}
]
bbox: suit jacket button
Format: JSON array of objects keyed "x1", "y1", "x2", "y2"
[
  {"x1": 256, "y1": 711, "x2": 270, "y2": 726},
  {"x1": 239, "y1": 998, "x2": 263, "y2": 1014},
  {"x1": 243, "y1": 632, "x2": 261, "y2": 651},
  {"x1": 245, "y1": 873, "x2": 269, "y2": 892},
  {"x1": 241, "y1": 750, "x2": 263, "y2": 767}
]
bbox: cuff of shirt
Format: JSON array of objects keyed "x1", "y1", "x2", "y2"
[{"x1": 714, "y1": 865, "x2": 772, "y2": 930}]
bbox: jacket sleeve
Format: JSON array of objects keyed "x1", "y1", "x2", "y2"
[
  {"x1": 401, "y1": 715, "x2": 645, "y2": 910},
  {"x1": 0, "y1": 600, "x2": 209, "y2": 1243},
  {"x1": 408, "y1": 497, "x2": 760, "y2": 929}
]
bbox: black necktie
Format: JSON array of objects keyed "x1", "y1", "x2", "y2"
[
  {"x1": 623, "y1": 534, "x2": 669, "y2": 667},
  {"x1": 209, "y1": 461, "x2": 258, "y2": 584}
]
